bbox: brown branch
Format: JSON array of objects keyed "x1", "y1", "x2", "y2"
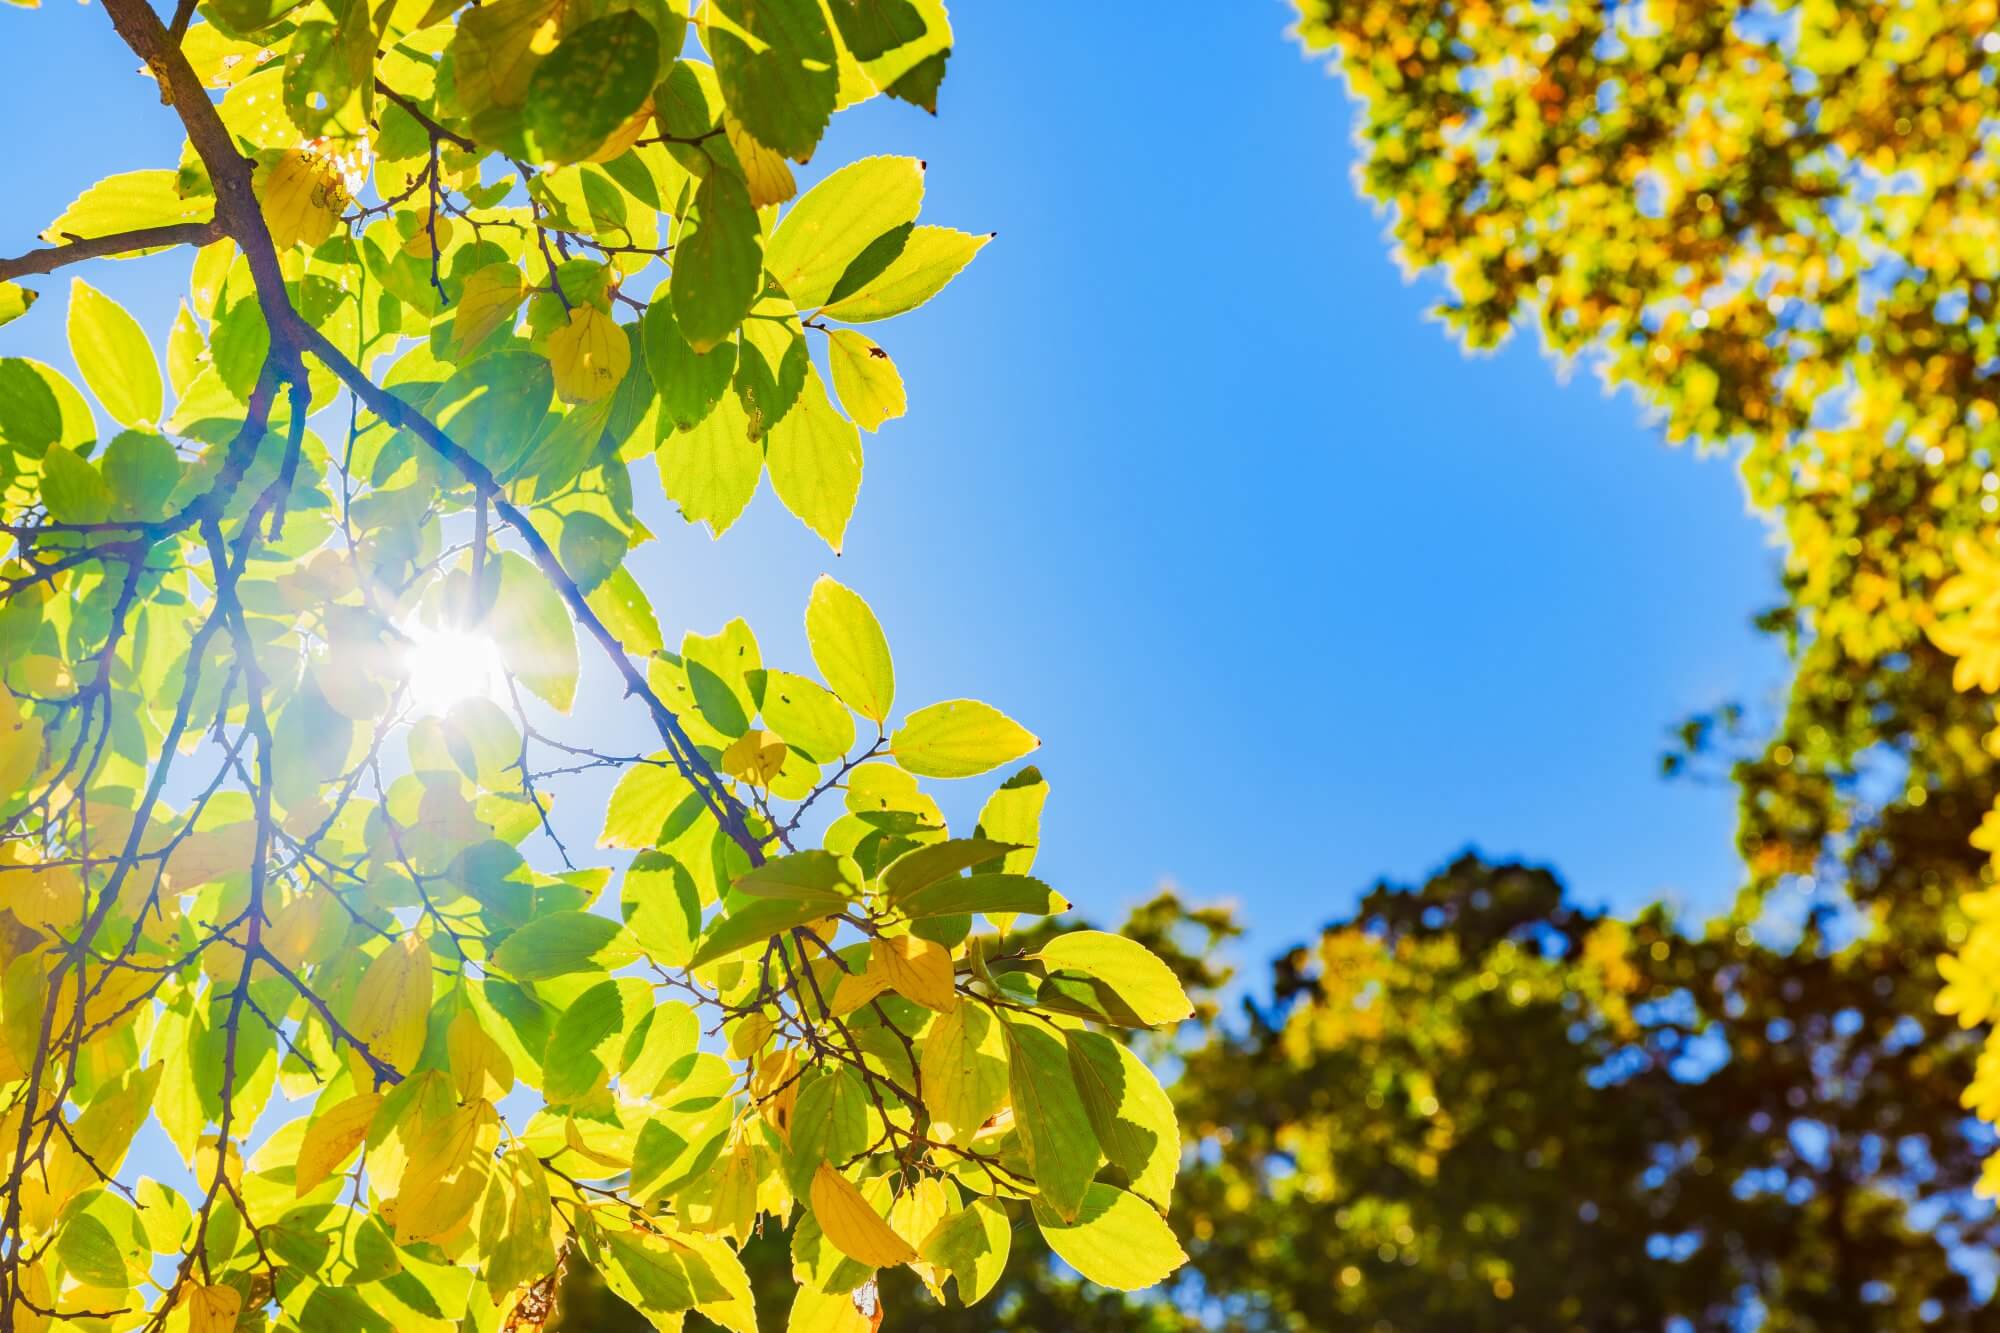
[{"x1": 0, "y1": 220, "x2": 222, "y2": 281}]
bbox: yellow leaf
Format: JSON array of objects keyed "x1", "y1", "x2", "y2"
[
  {"x1": 348, "y1": 933, "x2": 434, "y2": 1076},
  {"x1": 725, "y1": 115, "x2": 797, "y2": 207},
  {"x1": 394, "y1": 1100, "x2": 500, "y2": 1244},
  {"x1": 826, "y1": 330, "x2": 906, "y2": 432},
  {"x1": 187, "y1": 1283, "x2": 242, "y2": 1333},
  {"x1": 265, "y1": 889, "x2": 347, "y2": 971},
  {"x1": 919, "y1": 1003, "x2": 1008, "y2": 1142},
  {"x1": 296, "y1": 1092, "x2": 382, "y2": 1196},
  {"x1": 547, "y1": 302, "x2": 631, "y2": 403},
  {"x1": 809, "y1": 1164, "x2": 917, "y2": 1268},
  {"x1": 721, "y1": 728, "x2": 788, "y2": 786},
  {"x1": 0, "y1": 688, "x2": 46, "y2": 804},
  {"x1": 447, "y1": 1008, "x2": 515, "y2": 1103},
  {"x1": 874, "y1": 933, "x2": 957, "y2": 1011},
  {"x1": 453, "y1": 264, "x2": 525, "y2": 353},
  {"x1": 255, "y1": 149, "x2": 349, "y2": 251}
]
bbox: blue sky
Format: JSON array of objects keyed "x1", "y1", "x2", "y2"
[{"x1": 1, "y1": 0, "x2": 1787, "y2": 962}]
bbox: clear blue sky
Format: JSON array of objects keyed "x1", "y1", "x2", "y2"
[{"x1": 0, "y1": 1, "x2": 1786, "y2": 961}]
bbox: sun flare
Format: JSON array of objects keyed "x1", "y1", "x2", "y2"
[{"x1": 401, "y1": 623, "x2": 506, "y2": 716}]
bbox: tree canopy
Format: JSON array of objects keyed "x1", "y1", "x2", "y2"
[{"x1": 0, "y1": 3, "x2": 1197, "y2": 1331}]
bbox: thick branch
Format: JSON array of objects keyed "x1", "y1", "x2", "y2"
[{"x1": 0, "y1": 221, "x2": 222, "y2": 281}]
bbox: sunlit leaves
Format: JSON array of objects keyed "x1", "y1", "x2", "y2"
[
  {"x1": 821, "y1": 225, "x2": 988, "y2": 322},
  {"x1": 707, "y1": 0, "x2": 839, "y2": 160},
  {"x1": 671, "y1": 169, "x2": 763, "y2": 353},
  {"x1": 767, "y1": 371, "x2": 862, "y2": 551},
  {"x1": 0, "y1": 2, "x2": 1199, "y2": 1324},
  {"x1": 1032, "y1": 1183, "x2": 1186, "y2": 1292},
  {"x1": 891, "y1": 699, "x2": 1037, "y2": 779},
  {"x1": 524, "y1": 12, "x2": 659, "y2": 164},
  {"x1": 1037, "y1": 930, "x2": 1195, "y2": 1027},
  {"x1": 0, "y1": 283, "x2": 34, "y2": 329},
  {"x1": 765, "y1": 156, "x2": 925, "y2": 309},
  {"x1": 805, "y1": 575, "x2": 894, "y2": 724},
  {"x1": 66, "y1": 279, "x2": 160, "y2": 427},
  {"x1": 826, "y1": 329, "x2": 905, "y2": 431}
]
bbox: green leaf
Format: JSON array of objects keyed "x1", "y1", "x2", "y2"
[
  {"x1": 804, "y1": 575, "x2": 894, "y2": 724},
  {"x1": 919, "y1": 1001, "x2": 1008, "y2": 1143},
  {"x1": 733, "y1": 314, "x2": 808, "y2": 440},
  {"x1": 783, "y1": 1065, "x2": 870, "y2": 1195},
  {"x1": 899, "y1": 873, "x2": 1066, "y2": 921},
  {"x1": 920, "y1": 1197, "x2": 1011, "y2": 1304},
  {"x1": 40, "y1": 445, "x2": 112, "y2": 525},
  {"x1": 492, "y1": 911, "x2": 637, "y2": 980},
  {"x1": 0, "y1": 282, "x2": 34, "y2": 329},
  {"x1": 621, "y1": 852, "x2": 701, "y2": 967},
  {"x1": 557, "y1": 510, "x2": 627, "y2": 595},
  {"x1": 43, "y1": 171, "x2": 211, "y2": 243},
  {"x1": 588, "y1": 1222, "x2": 720, "y2": 1323},
  {"x1": 642, "y1": 293, "x2": 737, "y2": 432},
  {"x1": 601, "y1": 758, "x2": 693, "y2": 850},
  {"x1": 542, "y1": 978, "x2": 629, "y2": 1102},
  {"x1": 764, "y1": 156, "x2": 925, "y2": 310},
  {"x1": 767, "y1": 370, "x2": 861, "y2": 552},
  {"x1": 670, "y1": 169, "x2": 762, "y2": 354},
  {"x1": 658, "y1": 389, "x2": 761, "y2": 536},
  {"x1": 586, "y1": 566, "x2": 665, "y2": 657},
  {"x1": 1067, "y1": 1030, "x2": 1177, "y2": 1210},
  {"x1": 822, "y1": 225, "x2": 989, "y2": 323},
  {"x1": 731, "y1": 850, "x2": 857, "y2": 905},
  {"x1": 747, "y1": 668, "x2": 853, "y2": 764},
  {"x1": 1036, "y1": 932, "x2": 1193, "y2": 1027},
  {"x1": 211, "y1": 296, "x2": 271, "y2": 402},
  {"x1": 67, "y1": 279, "x2": 162, "y2": 427},
  {"x1": 525, "y1": 12, "x2": 660, "y2": 163},
  {"x1": 1031, "y1": 1183, "x2": 1186, "y2": 1292},
  {"x1": 881, "y1": 837, "x2": 1023, "y2": 901},
  {"x1": 490, "y1": 551, "x2": 581, "y2": 712},
  {"x1": 688, "y1": 896, "x2": 831, "y2": 968},
  {"x1": 1001, "y1": 1014, "x2": 1100, "y2": 1221},
  {"x1": 974, "y1": 766, "x2": 1048, "y2": 876},
  {"x1": 891, "y1": 699, "x2": 1037, "y2": 779},
  {"x1": 707, "y1": 0, "x2": 838, "y2": 160},
  {"x1": 100, "y1": 430, "x2": 182, "y2": 521},
  {"x1": 436, "y1": 349, "x2": 555, "y2": 478},
  {"x1": 0, "y1": 358, "x2": 62, "y2": 455},
  {"x1": 826, "y1": 328, "x2": 906, "y2": 431},
  {"x1": 682, "y1": 620, "x2": 760, "y2": 737}
]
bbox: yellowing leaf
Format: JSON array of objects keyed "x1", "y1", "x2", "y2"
[
  {"x1": 256, "y1": 148, "x2": 349, "y2": 251},
  {"x1": 809, "y1": 1164, "x2": 917, "y2": 1268},
  {"x1": 821, "y1": 225, "x2": 988, "y2": 323},
  {"x1": 872, "y1": 932, "x2": 957, "y2": 1011},
  {"x1": 1032, "y1": 1183, "x2": 1186, "y2": 1292},
  {"x1": 453, "y1": 263, "x2": 525, "y2": 352},
  {"x1": 187, "y1": 1283, "x2": 243, "y2": 1333},
  {"x1": 1037, "y1": 931, "x2": 1193, "y2": 1027},
  {"x1": 826, "y1": 329, "x2": 905, "y2": 431},
  {"x1": 765, "y1": 156, "x2": 925, "y2": 310},
  {"x1": 0, "y1": 282, "x2": 34, "y2": 330},
  {"x1": 295, "y1": 1092, "x2": 382, "y2": 1196},
  {"x1": 0, "y1": 688, "x2": 47, "y2": 806},
  {"x1": 43, "y1": 170, "x2": 211, "y2": 243},
  {"x1": 726, "y1": 114, "x2": 798, "y2": 208},
  {"x1": 805, "y1": 575, "x2": 894, "y2": 724},
  {"x1": 348, "y1": 933, "x2": 434, "y2": 1076},
  {"x1": 768, "y1": 370, "x2": 862, "y2": 552},
  {"x1": 68, "y1": 279, "x2": 161, "y2": 427},
  {"x1": 722, "y1": 728, "x2": 788, "y2": 786},
  {"x1": 547, "y1": 302, "x2": 632, "y2": 403},
  {"x1": 890, "y1": 699, "x2": 1037, "y2": 780},
  {"x1": 920, "y1": 1002, "x2": 1008, "y2": 1142}
]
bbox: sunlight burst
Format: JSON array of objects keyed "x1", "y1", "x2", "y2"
[{"x1": 401, "y1": 623, "x2": 506, "y2": 715}]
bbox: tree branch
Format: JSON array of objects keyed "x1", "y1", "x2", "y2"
[{"x1": 0, "y1": 221, "x2": 222, "y2": 281}]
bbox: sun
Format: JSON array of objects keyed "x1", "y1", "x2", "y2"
[{"x1": 401, "y1": 622, "x2": 506, "y2": 716}]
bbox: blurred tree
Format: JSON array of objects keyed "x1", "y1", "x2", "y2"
[{"x1": 1288, "y1": 0, "x2": 2000, "y2": 1197}]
